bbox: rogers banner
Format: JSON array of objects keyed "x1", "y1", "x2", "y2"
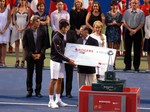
[{"x1": 64, "y1": 43, "x2": 116, "y2": 67}]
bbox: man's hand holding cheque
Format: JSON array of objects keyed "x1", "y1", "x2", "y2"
[{"x1": 68, "y1": 59, "x2": 75, "y2": 66}]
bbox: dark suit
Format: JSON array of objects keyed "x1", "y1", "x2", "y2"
[
  {"x1": 76, "y1": 36, "x2": 98, "y2": 88},
  {"x1": 61, "y1": 30, "x2": 77, "y2": 96},
  {"x1": 23, "y1": 28, "x2": 47, "y2": 94},
  {"x1": 76, "y1": 36, "x2": 99, "y2": 74}
]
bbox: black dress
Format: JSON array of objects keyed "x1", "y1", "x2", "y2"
[
  {"x1": 143, "y1": 38, "x2": 150, "y2": 52},
  {"x1": 34, "y1": 12, "x2": 50, "y2": 49},
  {"x1": 88, "y1": 12, "x2": 102, "y2": 33}
]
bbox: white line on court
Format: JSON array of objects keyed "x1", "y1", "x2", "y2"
[
  {"x1": 0, "y1": 102, "x2": 149, "y2": 109},
  {"x1": 140, "y1": 107, "x2": 150, "y2": 110},
  {"x1": 0, "y1": 102, "x2": 77, "y2": 107}
]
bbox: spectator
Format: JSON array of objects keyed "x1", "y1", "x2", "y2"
[
  {"x1": 48, "y1": 19, "x2": 75, "y2": 109},
  {"x1": 11, "y1": 0, "x2": 30, "y2": 68},
  {"x1": 70, "y1": 0, "x2": 87, "y2": 38},
  {"x1": 121, "y1": 0, "x2": 127, "y2": 56},
  {"x1": 140, "y1": 0, "x2": 150, "y2": 56},
  {"x1": 7, "y1": 0, "x2": 16, "y2": 53},
  {"x1": 122, "y1": 0, "x2": 145, "y2": 72},
  {"x1": 140, "y1": 0, "x2": 150, "y2": 17},
  {"x1": 34, "y1": 1, "x2": 50, "y2": 49},
  {"x1": 0, "y1": 0, "x2": 11, "y2": 67},
  {"x1": 90, "y1": 21, "x2": 107, "y2": 79},
  {"x1": 77, "y1": 25, "x2": 98, "y2": 88},
  {"x1": 50, "y1": 0, "x2": 69, "y2": 33},
  {"x1": 86, "y1": 1, "x2": 105, "y2": 33},
  {"x1": 105, "y1": 1, "x2": 122, "y2": 69},
  {"x1": 121, "y1": 0, "x2": 127, "y2": 15},
  {"x1": 90, "y1": 20, "x2": 107, "y2": 47},
  {"x1": 143, "y1": 8, "x2": 150, "y2": 72},
  {"x1": 23, "y1": 16, "x2": 47, "y2": 97},
  {"x1": 49, "y1": 0, "x2": 68, "y2": 14},
  {"x1": 87, "y1": 0, "x2": 94, "y2": 12},
  {"x1": 60, "y1": 30, "x2": 77, "y2": 98}
]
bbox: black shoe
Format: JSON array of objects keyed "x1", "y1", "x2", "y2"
[
  {"x1": 35, "y1": 93, "x2": 42, "y2": 97},
  {"x1": 26, "y1": 92, "x2": 32, "y2": 97},
  {"x1": 123, "y1": 68, "x2": 131, "y2": 71},
  {"x1": 66, "y1": 94, "x2": 73, "y2": 98},
  {"x1": 134, "y1": 69, "x2": 139, "y2": 72}
]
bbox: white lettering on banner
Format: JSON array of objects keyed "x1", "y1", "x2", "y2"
[{"x1": 64, "y1": 43, "x2": 116, "y2": 67}]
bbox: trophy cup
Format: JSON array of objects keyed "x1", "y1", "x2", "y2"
[
  {"x1": 105, "y1": 50, "x2": 116, "y2": 81},
  {"x1": 92, "y1": 49, "x2": 126, "y2": 92}
]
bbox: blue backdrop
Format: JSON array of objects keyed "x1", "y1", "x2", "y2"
[
  {"x1": 44, "y1": 0, "x2": 144, "y2": 15},
  {"x1": 15, "y1": 0, "x2": 143, "y2": 14}
]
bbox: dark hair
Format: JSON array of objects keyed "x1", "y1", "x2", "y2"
[
  {"x1": 92, "y1": 1, "x2": 102, "y2": 14},
  {"x1": 110, "y1": 0, "x2": 118, "y2": 6},
  {"x1": 30, "y1": 15, "x2": 40, "y2": 23},
  {"x1": 59, "y1": 19, "x2": 69, "y2": 30},
  {"x1": 81, "y1": 25, "x2": 90, "y2": 34},
  {"x1": 37, "y1": 1, "x2": 46, "y2": 10},
  {"x1": 56, "y1": 0, "x2": 64, "y2": 4}
]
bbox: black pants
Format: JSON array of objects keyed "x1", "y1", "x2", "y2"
[
  {"x1": 61, "y1": 63, "x2": 74, "y2": 95},
  {"x1": 26, "y1": 58, "x2": 43, "y2": 94},
  {"x1": 124, "y1": 29, "x2": 142, "y2": 69}
]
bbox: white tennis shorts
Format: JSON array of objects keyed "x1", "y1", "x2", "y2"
[{"x1": 50, "y1": 60, "x2": 65, "y2": 79}]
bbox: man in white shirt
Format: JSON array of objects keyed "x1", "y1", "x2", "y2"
[{"x1": 50, "y1": 0, "x2": 70, "y2": 32}]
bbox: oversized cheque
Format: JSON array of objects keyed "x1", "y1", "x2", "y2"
[{"x1": 64, "y1": 43, "x2": 116, "y2": 68}]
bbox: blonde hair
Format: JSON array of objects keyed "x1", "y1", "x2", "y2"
[
  {"x1": 93, "y1": 20, "x2": 103, "y2": 28},
  {"x1": 72, "y1": 0, "x2": 83, "y2": 10},
  {"x1": 17, "y1": 0, "x2": 28, "y2": 9},
  {"x1": 93, "y1": 21, "x2": 105, "y2": 47}
]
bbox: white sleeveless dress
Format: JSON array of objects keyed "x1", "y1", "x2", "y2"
[
  {"x1": 11, "y1": 11, "x2": 28, "y2": 46},
  {"x1": 0, "y1": 7, "x2": 10, "y2": 44},
  {"x1": 90, "y1": 33, "x2": 107, "y2": 80}
]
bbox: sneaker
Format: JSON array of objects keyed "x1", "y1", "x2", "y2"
[
  {"x1": 48, "y1": 102, "x2": 59, "y2": 109},
  {"x1": 56, "y1": 100, "x2": 68, "y2": 107},
  {"x1": 145, "y1": 70, "x2": 150, "y2": 73}
]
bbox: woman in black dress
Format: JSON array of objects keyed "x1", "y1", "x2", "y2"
[
  {"x1": 70, "y1": 0, "x2": 87, "y2": 38},
  {"x1": 86, "y1": 1, "x2": 105, "y2": 33}
]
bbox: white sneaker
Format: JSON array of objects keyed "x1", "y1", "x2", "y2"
[
  {"x1": 56, "y1": 100, "x2": 68, "y2": 107},
  {"x1": 48, "y1": 102, "x2": 59, "y2": 109}
]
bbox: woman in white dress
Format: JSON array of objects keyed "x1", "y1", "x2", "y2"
[
  {"x1": 0, "y1": 0, "x2": 11, "y2": 66},
  {"x1": 11, "y1": 0, "x2": 30, "y2": 67},
  {"x1": 90, "y1": 20, "x2": 107, "y2": 80},
  {"x1": 90, "y1": 20, "x2": 107, "y2": 47}
]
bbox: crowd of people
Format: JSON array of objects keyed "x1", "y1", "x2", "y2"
[{"x1": 0, "y1": 0, "x2": 150, "y2": 109}]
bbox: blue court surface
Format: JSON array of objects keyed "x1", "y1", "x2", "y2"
[{"x1": 0, "y1": 67, "x2": 150, "y2": 112}]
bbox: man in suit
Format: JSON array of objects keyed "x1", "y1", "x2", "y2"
[
  {"x1": 23, "y1": 16, "x2": 47, "y2": 97},
  {"x1": 61, "y1": 30, "x2": 77, "y2": 98},
  {"x1": 76, "y1": 25, "x2": 99, "y2": 88}
]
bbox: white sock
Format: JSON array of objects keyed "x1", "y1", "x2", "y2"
[
  {"x1": 49, "y1": 95, "x2": 54, "y2": 102},
  {"x1": 55, "y1": 94, "x2": 61, "y2": 102}
]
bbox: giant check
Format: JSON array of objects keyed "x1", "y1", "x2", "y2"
[{"x1": 64, "y1": 43, "x2": 116, "y2": 67}]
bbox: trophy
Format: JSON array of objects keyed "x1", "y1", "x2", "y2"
[{"x1": 105, "y1": 50, "x2": 116, "y2": 81}]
